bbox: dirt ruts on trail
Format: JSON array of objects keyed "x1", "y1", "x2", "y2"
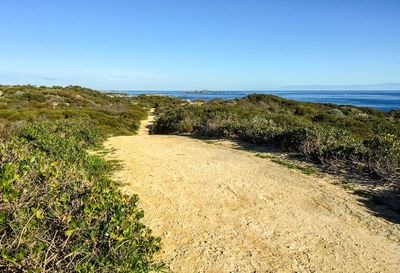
[{"x1": 106, "y1": 111, "x2": 400, "y2": 273}]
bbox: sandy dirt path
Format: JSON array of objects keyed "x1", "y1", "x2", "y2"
[{"x1": 105, "y1": 110, "x2": 400, "y2": 273}]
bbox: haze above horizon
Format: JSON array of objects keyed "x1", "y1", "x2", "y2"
[{"x1": 1, "y1": 0, "x2": 399, "y2": 90}]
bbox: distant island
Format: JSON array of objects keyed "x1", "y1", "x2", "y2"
[{"x1": 184, "y1": 90, "x2": 211, "y2": 93}]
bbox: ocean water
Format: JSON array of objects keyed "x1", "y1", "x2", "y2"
[{"x1": 116, "y1": 90, "x2": 400, "y2": 111}]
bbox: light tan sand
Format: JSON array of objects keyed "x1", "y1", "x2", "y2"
[{"x1": 105, "y1": 110, "x2": 400, "y2": 273}]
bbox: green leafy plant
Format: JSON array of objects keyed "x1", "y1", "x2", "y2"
[{"x1": 0, "y1": 120, "x2": 163, "y2": 272}]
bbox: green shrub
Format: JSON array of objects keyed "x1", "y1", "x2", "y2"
[
  {"x1": 390, "y1": 109, "x2": 400, "y2": 119},
  {"x1": 364, "y1": 134, "x2": 400, "y2": 181},
  {"x1": 178, "y1": 118, "x2": 194, "y2": 133},
  {"x1": 152, "y1": 107, "x2": 192, "y2": 134},
  {"x1": 0, "y1": 121, "x2": 162, "y2": 272}
]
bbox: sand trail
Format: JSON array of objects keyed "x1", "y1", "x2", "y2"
[{"x1": 106, "y1": 111, "x2": 400, "y2": 273}]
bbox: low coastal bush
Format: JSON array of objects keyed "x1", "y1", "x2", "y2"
[
  {"x1": 153, "y1": 95, "x2": 400, "y2": 185},
  {"x1": 364, "y1": 134, "x2": 400, "y2": 182},
  {"x1": 131, "y1": 94, "x2": 186, "y2": 115},
  {"x1": 0, "y1": 120, "x2": 162, "y2": 272},
  {"x1": 0, "y1": 85, "x2": 147, "y2": 136}
]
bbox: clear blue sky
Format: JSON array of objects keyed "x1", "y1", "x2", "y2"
[{"x1": 1, "y1": 0, "x2": 399, "y2": 90}]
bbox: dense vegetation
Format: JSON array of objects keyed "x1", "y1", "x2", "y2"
[
  {"x1": 153, "y1": 94, "x2": 400, "y2": 186},
  {"x1": 0, "y1": 85, "x2": 147, "y2": 135},
  {"x1": 0, "y1": 85, "x2": 164, "y2": 272},
  {"x1": 131, "y1": 94, "x2": 186, "y2": 115}
]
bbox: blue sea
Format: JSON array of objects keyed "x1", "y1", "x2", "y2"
[{"x1": 116, "y1": 90, "x2": 400, "y2": 111}]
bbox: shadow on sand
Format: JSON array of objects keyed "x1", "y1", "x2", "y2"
[
  {"x1": 192, "y1": 136, "x2": 400, "y2": 224},
  {"x1": 353, "y1": 189, "x2": 400, "y2": 224}
]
